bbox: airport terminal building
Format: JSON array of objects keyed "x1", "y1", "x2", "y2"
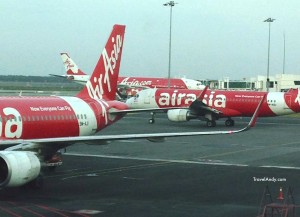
[{"x1": 208, "y1": 73, "x2": 300, "y2": 92}]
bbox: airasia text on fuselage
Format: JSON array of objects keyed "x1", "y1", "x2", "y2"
[
  {"x1": 156, "y1": 91, "x2": 226, "y2": 108},
  {"x1": 0, "y1": 107, "x2": 22, "y2": 139},
  {"x1": 119, "y1": 77, "x2": 152, "y2": 87}
]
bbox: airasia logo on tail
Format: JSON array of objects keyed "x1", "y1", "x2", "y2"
[
  {"x1": 64, "y1": 58, "x2": 75, "y2": 71},
  {"x1": 86, "y1": 34, "x2": 123, "y2": 100}
]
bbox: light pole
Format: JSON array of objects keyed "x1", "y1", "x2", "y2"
[
  {"x1": 283, "y1": 32, "x2": 285, "y2": 74},
  {"x1": 264, "y1": 17, "x2": 275, "y2": 92},
  {"x1": 163, "y1": 1, "x2": 177, "y2": 88}
]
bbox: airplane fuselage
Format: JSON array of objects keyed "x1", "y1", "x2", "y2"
[
  {"x1": 118, "y1": 77, "x2": 204, "y2": 90},
  {"x1": 126, "y1": 88, "x2": 300, "y2": 117},
  {"x1": 0, "y1": 96, "x2": 128, "y2": 140}
]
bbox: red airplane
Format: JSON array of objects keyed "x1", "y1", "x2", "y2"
[
  {"x1": 50, "y1": 53, "x2": 205, "y2": 91},
  {"x1": 125, "y1": 85, "x2": 300, "y2": 127},
  {"x1": 0, "y1": 25, "x2": 261, "y2": 189}
]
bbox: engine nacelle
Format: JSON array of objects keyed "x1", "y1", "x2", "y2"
[
  {"x1": 167, "y1": 109, "x2": 194, "y2": 122},
  {"x1": 0, "y1": 151, "x2": 41, "y2": 187}
]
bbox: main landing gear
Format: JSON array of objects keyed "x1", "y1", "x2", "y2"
[
  {"x1": 206, "y1": 120, "x2": 216, "y2": 127},
  {"x1": 225, "y1": 118, "x2": 235, "y2": 127},
  {"x1": 206, "y1": 118, "x2": 235, "y2": 127},
  {"x1": 29, "y1": 175, "x2": 44, "y2": 189},
  {"x1": 148, "y1": 112, "x2": 155, "y2": 124}
]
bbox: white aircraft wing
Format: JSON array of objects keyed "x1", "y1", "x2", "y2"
[
  {"x1": 109, "y1": 107, "x2": 189, "y2": 115},
  {"x1": 1, "y1": 95, "x2": 264, "y2": 154}
]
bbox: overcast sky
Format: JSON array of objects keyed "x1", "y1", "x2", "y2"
[{"x1": 1, "y1": 0, "x2": 300, "y2": 80}]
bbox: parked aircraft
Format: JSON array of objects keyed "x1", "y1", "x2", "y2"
[
  {"x1": 50, "y1": 53, "x2": 205, "y2": 90},
  {"x1": 125, "y1": 86, "x2": 300, "y2": 127},
  {"x1": 0, "y1": 25, "x2": 261, "y2": 189}
]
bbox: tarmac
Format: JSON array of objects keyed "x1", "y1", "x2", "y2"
[{"x1": 1, "y1": 113, "x2": 300, "y2": 217}]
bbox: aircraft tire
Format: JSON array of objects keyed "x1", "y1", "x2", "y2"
[
  {"x1": 225, "y1": 119, "x2": 234, "y2": 127},
  {"x1": 149, "y1": 118, "x2": 155, "y2": 124},
  {"x1": 206, "y1": 120, "x2": 216, "y2": 127}
]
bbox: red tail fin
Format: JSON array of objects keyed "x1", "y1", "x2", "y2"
[
  {"x1": 60, "y1": 53, "x2": 87, "y2": 76},
  {"x1": 77, "y1": 24, "x2": 126, "y2": 100}
]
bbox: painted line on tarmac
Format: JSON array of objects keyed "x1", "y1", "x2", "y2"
[
  {"x1": 260, "y1": 165, "x2": 300, "y2": 170},
  {"x1": 65, "y1": 153, "x2": 300, "y2": 170},
  {"x1": 64, "y1": 153, "x2": 249, "y2": 167}
]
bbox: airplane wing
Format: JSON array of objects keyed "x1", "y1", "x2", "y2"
[
  {"x1": 49, "y1": 74, "x2": 68, "y2": 78},
  {"x1": 1, "y1": 95, "x2": 264, "y2": 154},
  {"x1": 189, "y1": 86, "x2": 223, "y2": 116},
  {"x1": 109, "y1": 107, "x2": 189, "y2": 115}
]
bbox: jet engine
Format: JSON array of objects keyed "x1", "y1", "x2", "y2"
[
  {"x1": 167, "y1": 109, "x2": 196, "y2": 122},
  {"x1": 0, "y1": 151, "x2": 41, "y2": 188}
]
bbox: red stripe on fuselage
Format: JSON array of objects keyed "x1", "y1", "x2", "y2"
[{"x1": 0, "y1": 96, "x2": 79, "y2": 140}]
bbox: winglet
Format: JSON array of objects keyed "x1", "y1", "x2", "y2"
[
  {"x1": 239, "y1": 94, "x2": 266, "y2": 132},
  {"x1": 196, "y1": 85, "x2": 209, "y2": 101}
]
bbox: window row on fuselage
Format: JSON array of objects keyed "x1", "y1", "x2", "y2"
[
  {"x1": 0, "y1": 113, "x2": 89, "y2": 123},
  {"x1": 152, "y1": 95, "x2": 274, "y2": 103},
  {"x1": 159, "y1": 97, "x2": 276, "y2": 104},
  {"x1": 226, "y1": 98, "x2": 276, "y2": 103}
]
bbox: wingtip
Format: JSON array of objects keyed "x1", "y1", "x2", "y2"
[
  {"x1": 248, "y1": 94, "x2": 266, "y2": 128},
  {"x1": 196, "y1": 85, "x2": 209, "y2": 101}
]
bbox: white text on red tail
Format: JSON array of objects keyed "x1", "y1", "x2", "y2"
[{"x1": 86, "y1": 34, "x2": 123, "y2": 100}]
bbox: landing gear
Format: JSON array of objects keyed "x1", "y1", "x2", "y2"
[
  {"x1": 225, "y1": 119, "x2": 234, "y2": 127},
  {"x1": 148, "y1": 112, "x2": 155, "y2": 124},
  {"x1": 206, "y1": 120, "x2": 216, "y2": 127},
  {"x1": 29, "y1": 175, "x2": 44, "y2": 189},
  {"x1": 149, "y1": 118, "x2": 155, "y2": 124}
]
